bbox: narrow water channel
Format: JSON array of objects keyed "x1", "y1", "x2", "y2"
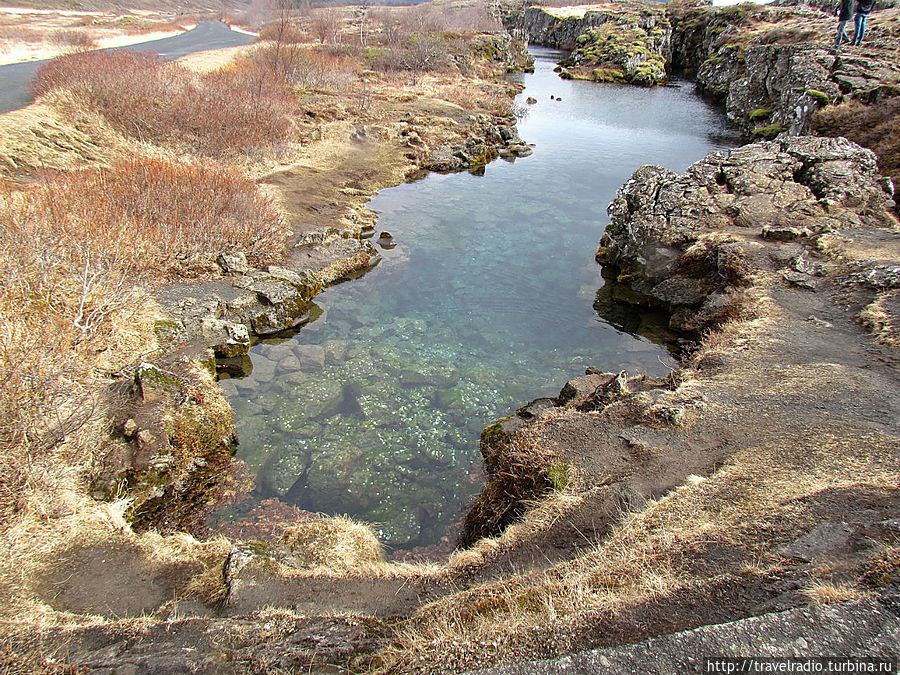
[{"x1": 216, "y1": 47, "x2": 738, "y2": 549}]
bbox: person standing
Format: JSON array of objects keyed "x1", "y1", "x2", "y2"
[
  {"x1": 852, "y1": 0, "x2": 876, "y2": 45},
  {"x1": 835, "y1": 0, "x2": 854, "y2": 47}
]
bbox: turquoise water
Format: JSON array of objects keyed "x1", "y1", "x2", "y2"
[{"x1": 218, "y1": 48, "x2": 737, "y2": 548}]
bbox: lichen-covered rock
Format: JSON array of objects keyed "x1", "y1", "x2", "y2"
[
  {"x1": 597, "y1": 137, "x2": 897, "y2": 331},
  {"x1": 562, "y1": 8, "x2": 671, "y2": 87},
  {"x1": 216, "y1": 250, "x2": 249, "y2": 275},
  {"x1": 670, "y1": 2, "x2": 900, "y2": 136},
  {"x1": 506, "y1": 5, "x2": 620, "y2": 50},
  {"x1": 425, "y1": 115, "x2": 532, "y2": 173},
  {"x1": 727, "y1": 44, "x2": 839, "y2": 136}
]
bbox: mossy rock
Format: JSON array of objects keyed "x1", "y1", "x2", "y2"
[
  {"x1": 806, "y1": 89, "x2": 831, "y2": 106},
  {"x1": 748, "y1": 107, "x2": 772, "y2": 122},
  {"x1": 751, "y1": 123, "x2": 787, "y2": 140},
  {"x1": 592, "y1": 67, "x2": 625, "y2": 83},
  {"x1": 134, "y1": 362, "x2": 184, "y2": 403}
]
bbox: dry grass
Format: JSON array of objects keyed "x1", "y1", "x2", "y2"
[
  {"x1": 32, "y1": 50, "x2": 299, "y2": 159},
  {"x1": 251, "y1": 44, "x2": 360, "y2": 93},
  {"x1": 0, "y1": 7, "x2": 531, "y2": 662},
  {"x1": 281, "y1": 516, "x2": 384, "y2": 571},
  {"x1": 0, "y1": 153, "x2": 286, "y2": 531},
  {"x1": 858, "y1": 291, "x2": 898, "y2": 347},
  {"x1": 0, "y1": 94, "x2": 126, "y2": 175},
  {"x1": 375, "y1": 438, "x2": 899, "y2": 672},
  {"x1": 800, "y1": 581, "x2": 872, "y2": 605},
  {"x1": 9, "y1": 158, "x2": 287, "y2": 280}
]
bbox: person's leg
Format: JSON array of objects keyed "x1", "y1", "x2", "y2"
[
  {"x1": 858, "y1": 14, "x2": 868, "y2": 43},
  {"x1": 852, "y1": 13, "x2": 867, "y2": 44},
  {"x1": 835, "y1": 19, "x2": 849, "y2": 46}
]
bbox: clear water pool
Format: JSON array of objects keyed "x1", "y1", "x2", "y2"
[{"x1": 218, "y1": 47, "x2": 738, "y2": 548}]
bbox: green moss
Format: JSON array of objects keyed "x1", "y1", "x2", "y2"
[
  {"x1": 751, "y1": 123, "x2": 786, "y2": 140},
  {"x1": 480, "y1": 418, "x2": 509, "y2": 451},
  {"x1": 244, "y1": 541, "x2": 273, "y2": 557},
  {"x1": 592, "y1": 67, "x2": 625, "y2": 82},
  {"x1": 806, "y1": 89, "x2": 831, "y2": 106},
  {"x1": 135, "y1": 363, "x2": 184, "y2": 398},
  {"x1": 548, "y1": 458, "x2": 570, "y2": 492},
  {"x1": 717, "y1": 3, "x2": 758, "y2": 24},
  {"x1": 748, "y1": 107, "x2": 772, "y2": 121},
  {"x1": 198, "y1": 357, "x2": 217, "y2": 378}
]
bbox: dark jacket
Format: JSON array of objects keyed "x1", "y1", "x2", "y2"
[
  {"x1": 838, "y1": 0, "x2": 854, "y2": 20},
  {"x1": 856, "y1": 0, "x2": 876, "y2": 14}
]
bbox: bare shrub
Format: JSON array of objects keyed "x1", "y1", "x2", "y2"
[
  {"x1": 31, "y1": 50, "x2": 298, "y2": 158},
  {"x1": 310, "y1": 7, "x2": 342, "y2": 45},
  {"x1": 0, "y1": 155, "x2": 287, "y2": 522},
  {"x1": 370, "y1": 7, "x2": 402, "y2": 46},
  {"x1": 257, "y1": 21, "x2": 308, "y2": 44},
  {"x1": 256, "y1": 45, "x2": 359, "y2": 92},
  {"x1": 20, "y1": 158, "x2": 287, "y2": 280},
  {"x1": 0, "y1": 186, "x2": 138, "y2": 524},
  {"x1": 50, "y1": 30, "x2": 96, "y2": 51},
  {"x1": 0, "y1": 24, "x2": 42, "y2": 45},
  {"x1": 379, "y1": 1, "x2": 499, "y2": 43},
  {"x1": 369, "y1": 34, "x2": 452, "y2": 78}
]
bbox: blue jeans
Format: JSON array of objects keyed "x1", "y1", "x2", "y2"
[
  {"x1": 835, "y1": 19, "x2": 851, "y2": 46},
  {"x1": 852, "y1": 13, "x2": 868, "y2": 44}
]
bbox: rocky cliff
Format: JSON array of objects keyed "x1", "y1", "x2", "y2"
[
  {"x1": 510, "y1": 1, "x2": 900, "y2": 138},
  {"x1": 596, "y1": 136, "x2": 897, "y2": 332},
  {"x1": 670, "y1": 1, "x2": 900, "y2": 137}
]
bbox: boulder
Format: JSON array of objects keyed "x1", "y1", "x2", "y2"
[
  {"x1": 598, "y1": 137, "x2": 896, "y2": 331},
  {"x1": 216, "y1": 251, "x2": 249, "y2": 275}
]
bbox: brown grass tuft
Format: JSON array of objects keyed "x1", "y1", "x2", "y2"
[
  {"x1": 800, "y1": 581, "x2": 872, "y2": 604},
  {"x1": 32, "y1": 50, "x2": 299, "y2": 159},
  {"x1": 281, "y1": 516, "x2": 384, "y2": 570}
]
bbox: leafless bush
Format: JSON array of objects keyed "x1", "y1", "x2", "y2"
[
  {"x1": 310, "y1": 7, "x2": 342, "y2": 45},
  {"x1": 256, "y1": 45, "x2": 359, "y2": 92},
  {"x1": 51, "y1": 30, "x2": 96, "y2": 51},
  {"x1": 368, "y1": 7, "x2": 398, "y2": 46},
  {"x1": 369, "y1": 34, "x2": 452, "y2": 77},
  {"x1": 0, "y1": 185, "x2": 136, "y2": 523},
  {"x1": 257, "y1": 21, "x2": 308, "y2": 44},
  {"x1": 373, "y1": 1, "x2": 499, "y2": 43},
  {"x1": 0, "y1": 153, "x2": 287, "y2": 525},
  {"x1": 22, "y1": 158, "x2": 287, "y2": 279},
  {"x1": 31, "y1": 50, "x2": 298, "y2": 158}
]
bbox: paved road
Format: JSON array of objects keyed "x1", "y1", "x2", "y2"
[{"x1": 0, "y1": 21, "x2": 255, "y2": 115}]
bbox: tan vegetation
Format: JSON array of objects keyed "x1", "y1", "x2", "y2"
[
  {"x1": 800, "y1": 582, "x2": 872, "y2": 605},
  {"x1": 281, "y1": 516, "x2": 384, "y2": 570},
  {"x1": 32, "y1": 50, "x2": 300, "y2": 159}
]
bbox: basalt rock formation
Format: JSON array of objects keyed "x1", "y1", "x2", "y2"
[
  {"x1": 596, "y1": 136, "x2": 897, "y2": 332},
  {"x1": 511, "y1": 1, "x2": 900, "y2": 137}
]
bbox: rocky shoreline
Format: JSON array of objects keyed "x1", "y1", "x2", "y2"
[
  {"x1": 88, "y1": 37, "x2": 537, "y2": 536},
  {"x1": 508, "y1": 1, "x2": 900, "y2": 147}
]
